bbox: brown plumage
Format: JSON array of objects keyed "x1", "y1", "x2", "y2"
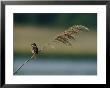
[{"x1": 31, "y1": 43, "x2": 38, "y2": 54}]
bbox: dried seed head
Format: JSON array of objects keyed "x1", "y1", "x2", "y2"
[
  {"x1": 71, "y1": 25, "x2": 89, "y2": 31},
  {"x1": 54, "y1": 25, "x2": 90, "y2": 46}
]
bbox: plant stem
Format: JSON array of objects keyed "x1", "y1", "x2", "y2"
[{"x1": 14, "y1": 53, "x2": 35, "y2": 75}]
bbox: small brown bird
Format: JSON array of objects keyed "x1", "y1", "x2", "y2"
[{"x1": 31, "y1": 43, "x2": 39, "y2": 55}]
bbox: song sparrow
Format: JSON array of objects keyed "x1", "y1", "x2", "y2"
[{"x1": 31, "y1": 43, "x2": 39, "y2": 55}]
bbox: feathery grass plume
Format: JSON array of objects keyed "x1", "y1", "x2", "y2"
[
  {"x1": 54, "y1": 25, "x2": 89, "y2": 46},
  {"x1": 55, "y1": 34, "x2": 72, "y2": 46}
]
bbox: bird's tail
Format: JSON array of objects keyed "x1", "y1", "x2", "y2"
[{"x1": 33, "y1": 53, "x2": 37, "y2": 60}]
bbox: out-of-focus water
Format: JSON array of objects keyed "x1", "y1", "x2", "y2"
[{"x1": 14, "y1": 57, "x2": 97, "y2": 75}]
